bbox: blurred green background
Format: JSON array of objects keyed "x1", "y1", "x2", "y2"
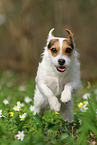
[{"x1": 0, "y1": 0, "x2": 97, "y2": 80}]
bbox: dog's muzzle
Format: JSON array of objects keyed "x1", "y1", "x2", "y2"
[{"x1": 56, "y1": 59, "x2": 66, "y2": 72}]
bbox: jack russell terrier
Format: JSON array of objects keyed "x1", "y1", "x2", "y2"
[{"x1": 34, "y1": 28, "x2": 82, "y2": 121}]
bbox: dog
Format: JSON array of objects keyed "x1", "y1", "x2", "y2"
[{"x1": 34, "y1": 28, "x2": 82, "y2": 121}]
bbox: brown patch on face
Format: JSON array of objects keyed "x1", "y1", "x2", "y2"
[
  {"x1": 47, "y1": 39, "x2": 60, "y2": 57},
  {"x1": 62, "y1": 40, "x2": 73, "y2": 57},
  {"x1": 66, "y1": 38, "x2": 74, "y2": 49}
]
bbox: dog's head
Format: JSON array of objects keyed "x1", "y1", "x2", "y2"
[{"x1": 46, "y1": 28, "x2": 75, "y2": 73}]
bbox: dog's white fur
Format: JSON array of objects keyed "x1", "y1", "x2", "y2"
[{"x1": 34, "y1": 28, "x2": 82, "y2": 121}]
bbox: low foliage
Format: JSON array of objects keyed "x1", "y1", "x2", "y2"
[{"x1": 0, "y1": 71, "x2": 97, "y2": 145}]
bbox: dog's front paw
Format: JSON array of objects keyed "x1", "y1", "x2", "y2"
[
  {"x1": 60, "y1": 88, "x2": 72, "y2": 103},
  {"x1": 49, "y1": 97, "x2": 61, "y2": 112}
]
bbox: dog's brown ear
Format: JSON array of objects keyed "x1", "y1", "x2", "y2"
[
  {"x1": 65, "y1": 29, "x2": 73, "y2": 39},
  {"x1": 65, "y1": 29, "x2": 74, "y2": 49}
]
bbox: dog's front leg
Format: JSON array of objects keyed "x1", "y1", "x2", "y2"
[
  {"x1": 60, "y1": 82, "x2": 78, "y2": 103},
  {"x1": 37, "y1": 82, "x2": 61, "y2": 112}
]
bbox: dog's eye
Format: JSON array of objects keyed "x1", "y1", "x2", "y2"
[
  {"x1": 51, "y1": 48, "x2": 57, "y2": 53},
  {"x1": 65, "y1": 47, "x2": 72, "y2": 53}
]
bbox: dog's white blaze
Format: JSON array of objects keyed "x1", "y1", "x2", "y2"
[
  {"x1": 59, "y1": 38, "x2": 66, "y2": 55},
  {"x1": 59, "y1": 38, "x2": 63, "y2": 54}
]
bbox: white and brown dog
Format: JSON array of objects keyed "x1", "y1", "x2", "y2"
[{"x1": 34, "y1": 28, "x2": 82, "y2": 121}]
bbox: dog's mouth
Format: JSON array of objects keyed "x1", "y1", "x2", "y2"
[{"x1": 56, "y1": 66, "x2": 66, "y2": 72}]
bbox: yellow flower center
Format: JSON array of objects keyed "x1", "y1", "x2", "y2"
[
  {"x1": 82, "y1": 108, "x2": 85, "y2": 110},
  {"x1": 20, "y1": 134, "x2": 23, "y2": 138}
]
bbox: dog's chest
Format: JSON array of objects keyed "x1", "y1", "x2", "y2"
[{"x1": 45, "y1": 76, "x2": 65, "y2": 96}]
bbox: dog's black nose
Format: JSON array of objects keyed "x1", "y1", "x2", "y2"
[{"x1": 58, "y1": 59, "x2": 65, "y2": 65}]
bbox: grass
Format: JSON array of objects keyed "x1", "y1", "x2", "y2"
[{"x1": 0, "y1": 70, "x2": 97, "y2": 145}]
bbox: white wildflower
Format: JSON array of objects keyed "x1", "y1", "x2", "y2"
[
  {"x1": 78, "y1": 119, "x2": 82, "y2": 125},
  {"x1": 17, "y1": 101, "x2": 21, "y2": 106},
  {"x1": 16, "y1": 131, "x2": 25, "y2": 141},
  {"x1": 0, "y1": 109, "x2": 2, "y2": 114},
  {"x1": 13, "y1": 105, "x2": 20, "y2": 111},
  {"x1": 24, "y1": 96, "x2": 32, "y2": 103},
  {"x1": 80, "y1": 105, "x2": 88, "y2": 112},
  {"x1": 3, "y1": 99, "x2": 9, "y2": 105},
  {"x1": 17, "y1": 101, "x2": 24, "y2": 107},
  {"x1": 30, "y1": 105, "x2": 35, "y2": 112},
  {"x1": 19, "y1": 113, "x2": 27, "y2": 121},
  {"x1": 78, "y1": 101, "x2": 88, "y2": 112},
  {"x1": 82, "y1": 93, "x2": 90, "y2": 100},
  {"x1": 20, "y1": 103, "x2": 24, "y2": 107},
  {"x1": 0, "y1": 109, "x2": 2, "y2": 118},
  {"x1": 0, "y1": 109, "x2": 5, "y2": 118}
]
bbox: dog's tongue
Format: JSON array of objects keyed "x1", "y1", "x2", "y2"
[{"x1": 57, "y1": 67, "x2": 66, "y2": 72}]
